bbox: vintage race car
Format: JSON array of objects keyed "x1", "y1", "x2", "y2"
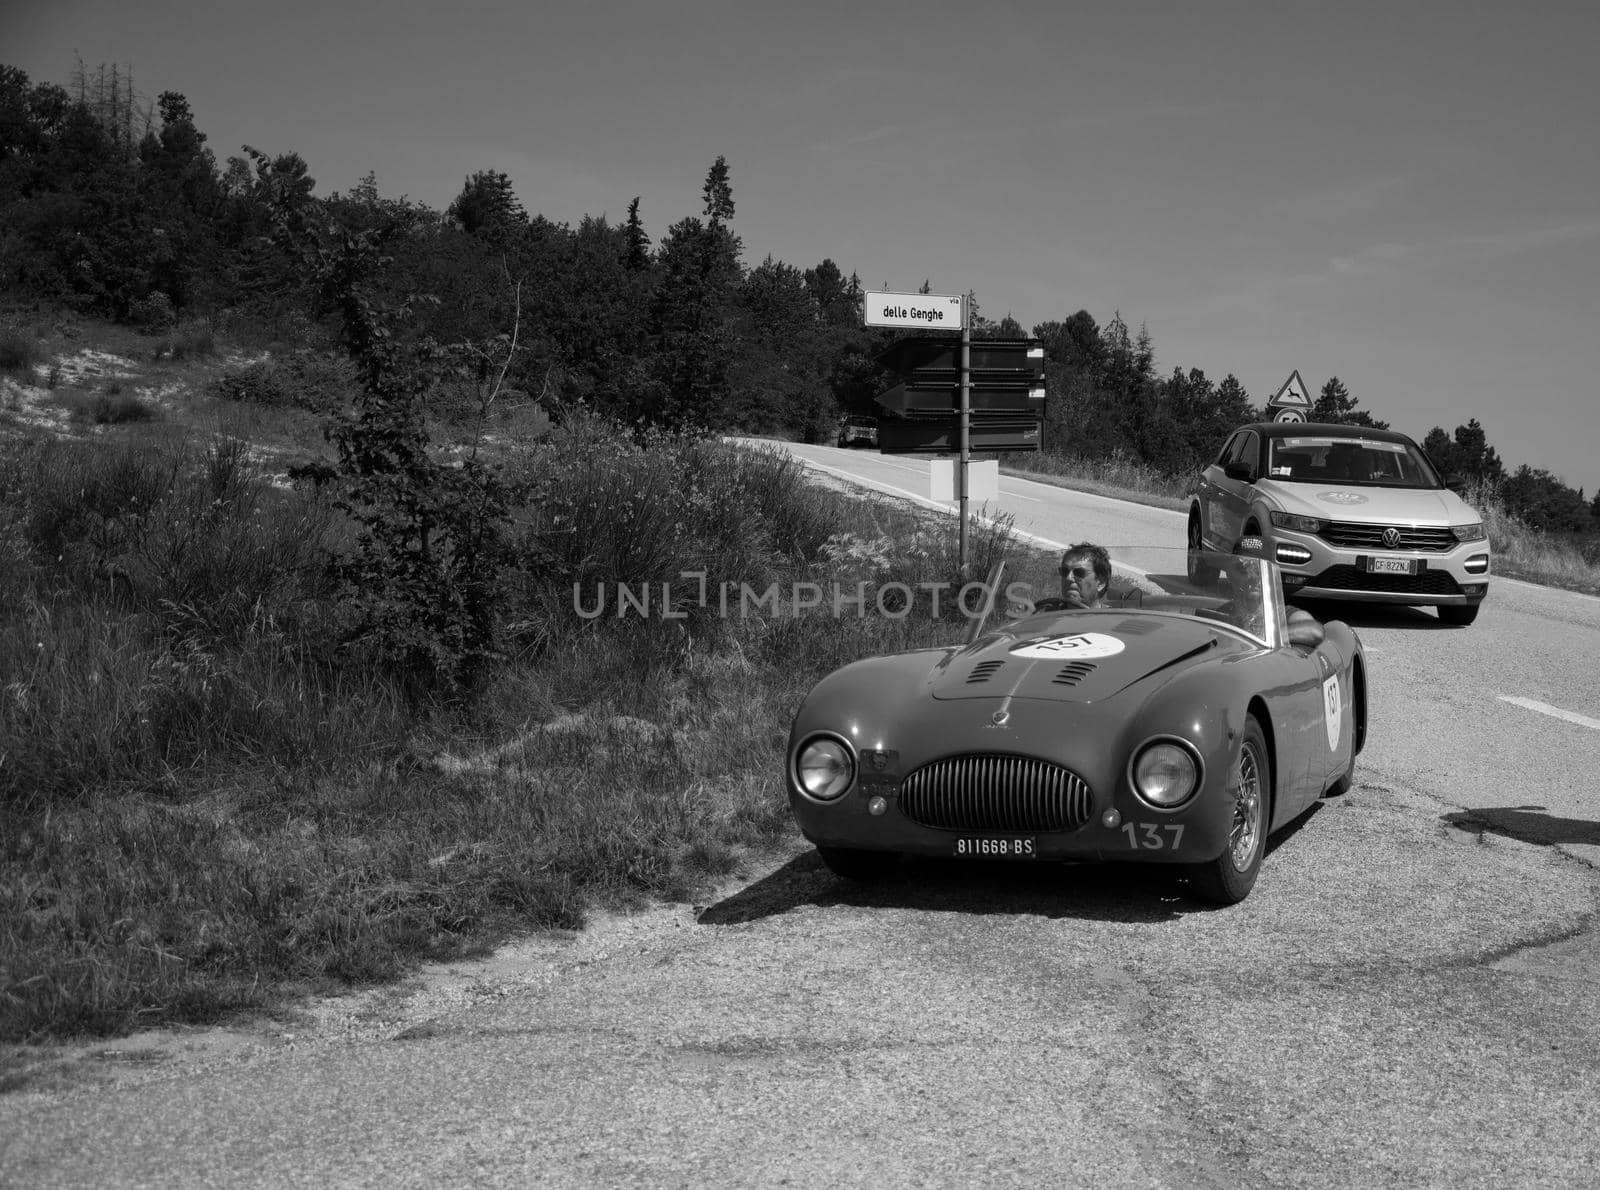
[{"x1": 787, "y1": 546, "x2": 1366, "y2": 904}]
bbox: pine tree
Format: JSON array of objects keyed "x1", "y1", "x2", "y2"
[
  {"x1": 623, "y1": 196, "x2": 650, "y2": 269},
  {"x1": 1312, "y1": 376, "x2": 1388, "y2": 428}
]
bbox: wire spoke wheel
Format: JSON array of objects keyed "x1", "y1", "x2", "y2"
[
  {"x1": 1228, "y1": 740, "x2": 1264, "y2": 872},
  {"x1": 1188, "y1": 716, "x2": 1270, "y2": 905}
]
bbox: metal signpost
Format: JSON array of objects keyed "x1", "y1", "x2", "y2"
[{"x1": 864, "y1": 290, "x2": 1043, "y2": 571}]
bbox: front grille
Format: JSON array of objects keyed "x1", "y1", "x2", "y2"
[
  {"x1": 1310, "y1": 565, "x2": 1461, "y2": 595},
  {"x1": 899, "y1": 754, "x2": 1094, "y2": 833},
  {"x1": 1318, "y1": 521, "x2": 1457, "y2": 552}
]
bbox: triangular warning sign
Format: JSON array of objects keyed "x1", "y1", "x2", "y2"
[{"x1": 1269, "y1": 370, "x2": 1311, "y2": 409}]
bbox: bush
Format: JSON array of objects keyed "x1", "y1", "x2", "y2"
[
  {"x1": 210, "y1": 352, "x2": 355, "y2": 413},
  {"x1": 55, "y1": 388, "x2": 158, "y2": 425},
  {"x1": 127, "y1": 292, "x2": 177, "y2": 332},
  {"x1": 0, "y1": 327, "x2": 46, "y2": 379},
  {"x1": 152, "y1": 321, "x2": 216, "y2": 361}
]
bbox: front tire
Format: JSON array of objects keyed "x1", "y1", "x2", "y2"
[
  {"x1": 1187, "y1": 514, "x2": 1218, "y2": 585},
  {"x1": 1438, "y1": 603, "x2": 1480, "y2": 626},
  {"x1": 817, "y1": 846, "x2": 900, "y2": 882},
  {"x1": 1189, "y1": 717, "x2": 1270, "y2": 905}
]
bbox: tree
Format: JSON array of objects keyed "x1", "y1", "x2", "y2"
[
  {"x1": 1501, "y1": 465, "x2": 1590, "y2": 533},
  {"x1": 1312, "y1": 376, "x2": 1388, "y2": 428},
  {"x1": 446, "y1": 170, "x2": 526, "y2": 245},
  {"x1": 1422, "y1": 426, "x2": 1455, "y2": 476},
  {"x1": 648, "y1": 157, "x2": 744, "y2": 430},
  {"x1": 623, "y1": 196, "x2": 650, "y2": 270},
  {"x1": 702, "y1": 155, "x2": 734, "y2": 226},
  {"x1": 1450, "y1": 418, "x2": 1504, "y2": 485}
]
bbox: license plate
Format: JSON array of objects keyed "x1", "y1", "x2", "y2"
[
  {"x1": 954, "y1": 836, "x2": 1036, "y2": 859},
  {"x1": 1368, "y1": 556, "x2": 1417, "y2": 575}
]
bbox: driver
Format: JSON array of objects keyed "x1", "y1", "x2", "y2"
[{"x1": 1057, "y1": 542, "x2": 1111, "y2": 609}]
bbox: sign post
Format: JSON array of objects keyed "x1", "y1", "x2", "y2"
[{"x1": 958, "y1": 294, "x2": 971, "y2": 572}]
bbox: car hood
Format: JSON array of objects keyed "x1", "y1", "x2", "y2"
[
  {"x1": 928, "y1": 612, "x2": 1229, "y2": 704},
  {"x1": 1259, "y1": 480, "x2": 1474, "y2": 524}
]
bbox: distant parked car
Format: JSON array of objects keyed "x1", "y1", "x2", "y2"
[
  {"x1": 837, "y1": 416, "x2": 878, "y2": 449},
  {"x1": 1189, "y1": 422, "x2": 1490, "y2": 625}
]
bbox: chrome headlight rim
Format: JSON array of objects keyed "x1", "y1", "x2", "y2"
[
  {"x1": 1127, "y1": 735, "x2": 1205, "y2": 811},
  {"x1": 792, "y1": 732, "x2": 857, "y2": 803}
]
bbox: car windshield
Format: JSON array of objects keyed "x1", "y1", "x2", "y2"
[
  {"x1": 1000, "y1": 547, "x2": 1288, "y2": 649},
  {"x1": 1265, "y1": 435, "x2": 1440, "y2": 488}
]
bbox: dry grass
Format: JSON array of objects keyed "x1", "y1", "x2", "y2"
[
  {"x1": 0, "y1": 400, "x2": 1019, "y2": 1044},
  {"x1": 1002, "y1": 450, "x2": 1191, "y2": 511}
]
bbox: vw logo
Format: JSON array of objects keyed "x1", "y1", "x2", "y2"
[
  {"x1": 1381, "y1": 527, "x2": 1402, "y2": 549},
  {"x1": 990, "y1": 709, "x2": 1011, "y2": 727}
]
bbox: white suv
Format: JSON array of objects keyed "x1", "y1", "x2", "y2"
[{"x1": 1189, "y1": 422, "x2": 1490, "y2": 625}]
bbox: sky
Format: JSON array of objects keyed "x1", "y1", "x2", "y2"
[{"x1": 9, "y1": 0, "x2": 1600, "y2": 493}]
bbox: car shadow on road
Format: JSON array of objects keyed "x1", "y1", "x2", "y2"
[
  {"x1": 695, "y1": 852, "x2": 1194, "y2": 926},
  {"x1": 700, "y1": 819, "x2": 1318, "y2": 927},
  {"x1": 1292, "y1": 601, "x2": 1455, "y2": 631},
  {"x1": 1441, "y1": 806, "x2": 1600, "y2": 847}
]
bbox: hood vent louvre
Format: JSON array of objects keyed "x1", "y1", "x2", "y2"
[
  {"x1": 965, "y1": 660, "x2": 1006, "y2": 685},
  {"x1": 1052, "y1": 661, "x2": 1097, "y2": 686}
]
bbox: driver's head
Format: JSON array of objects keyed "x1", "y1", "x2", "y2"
[{"x1": 1059, "y1": 542, "x2": 1111, "y2": 608}]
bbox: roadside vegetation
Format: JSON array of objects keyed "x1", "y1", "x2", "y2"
[{"x1": 0, "y1": 317, "x2": 1024, "y2": 1043}]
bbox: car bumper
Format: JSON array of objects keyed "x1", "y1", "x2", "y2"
[
  {"x1": 1266, "y1": 530, "x2": 1490, "y2": 607},
  {"x1": 788, "y1": 769, "x2": 1238, "y2": 866}
]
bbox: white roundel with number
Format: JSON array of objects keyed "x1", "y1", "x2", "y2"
[
  {"x1": 1322, "y1": 674, "x2": 1343, "y2": 751},
  {"x1": 1010, "y1": 632, "x2": 1125, "y2": 660}
]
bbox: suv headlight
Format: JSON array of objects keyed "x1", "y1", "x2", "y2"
[
  {"x1": 1452, "y1": 522, "x2": 1486, "y2": 542},
  {"x1": 794, "y1": 735, "x2": 855, "y2": 801},
  {"x1": 1130, "y1": 739, "x2": 1202, "y2": 809},
  {"x1": 1269, "y1": 511, "x2": 1324, "y2": 533}
]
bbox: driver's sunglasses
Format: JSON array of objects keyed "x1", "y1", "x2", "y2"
[{"x1": 1059, "y1": 564, "x2": 1095, "y2": 580}]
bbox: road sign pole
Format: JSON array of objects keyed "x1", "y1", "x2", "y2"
[{"x1": 958, "y1": 294, "x2": 971, "y2": 572}]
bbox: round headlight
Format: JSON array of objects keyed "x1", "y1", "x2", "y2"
[
  {"x1": 795, "y1": 736, "x2": 854, "y2": 801},
  {"x1": 1132, "y1": 741, "x2": 1200, "y2": 808}
]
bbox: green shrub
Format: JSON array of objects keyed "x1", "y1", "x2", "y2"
[
  {"x1": 210, "y1": 352, "x2": 354, "y2": 413},
  {"x1": 153, "y1": 321, "x2": 216, "y2": 361},
  {"x1": 0, "y1": 326, "x2": 46, "y2": 378}
]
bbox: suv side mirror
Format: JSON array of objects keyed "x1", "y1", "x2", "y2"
[
  {"x1": 1444, "y1": 475, "x2": 1467, "y2": 494},
  {"x1": 1223, "y1": 461, "x2": 1254, "y2": 483}
]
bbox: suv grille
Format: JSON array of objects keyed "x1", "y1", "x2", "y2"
[
  {"x1": 1310, "y1": 565, "x2": 1462, "y2": 595},
  {"x1": 1318, "y1": 521, "x2": 1457, "y2": 552},
  {"x1": 899, "y1": 754, "x2": 1093, "y2": 833}
]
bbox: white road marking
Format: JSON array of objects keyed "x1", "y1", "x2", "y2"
[{"x1": 1498, "y1": 696, "x2": 1600, "y2": 732}]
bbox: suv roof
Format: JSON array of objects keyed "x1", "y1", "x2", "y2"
[{"x1": 1243, "y1": 421, "x2": 1415, "y2": 445}]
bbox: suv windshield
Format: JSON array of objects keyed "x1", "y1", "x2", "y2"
[{"x1": 1266, "y1": 436, "x2": 1441, "y2": 489}]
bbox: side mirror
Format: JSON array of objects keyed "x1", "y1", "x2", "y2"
[
  {"x1": 1223, "y1": 461, "x2": 1254, "y2": 483},
  {"x1": 1444, "y1": 475, "x2": 1467, "y2": 494}
]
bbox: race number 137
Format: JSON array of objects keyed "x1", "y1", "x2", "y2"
[{"x1": 1123, "y1": 823, "x2": 1184, "y2": 850}]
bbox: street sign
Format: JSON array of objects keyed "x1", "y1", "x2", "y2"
[
  {"x1": 877, "y1": 416, "x2": 1041, "y2": 454},
  {"x1": 1268, "y1": 370, "x2": 1312, "y2": 410},
  {"x1": 864, "y1": 290, "x2": 966, "y2": 330},
  {"x1": 1273, "y1": 407, "x2": 1307, "y2": 423},
  {"x1": 875, "y1": 381, "x2": 1044, "y2": 416}
]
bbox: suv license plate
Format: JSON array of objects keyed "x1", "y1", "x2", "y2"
[
  {"x1": 954, "y1": 837, "x2": 1036, "y2": 859},
  {"x1": 1368, "y1": 557, "x2": 1418, "y2": 576}
]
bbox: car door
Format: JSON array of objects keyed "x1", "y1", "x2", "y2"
[
  {"x1": 1198, "y1": 433, "x2": 1240, "y2": 549},
  {"x1": 1211, "y1": 430, "x2": 1260, "y2": 549}
]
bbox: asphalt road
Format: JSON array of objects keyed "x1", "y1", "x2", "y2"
[{"x1": 4, "y1": 443, "x2": 1600, "y2": 1188}]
